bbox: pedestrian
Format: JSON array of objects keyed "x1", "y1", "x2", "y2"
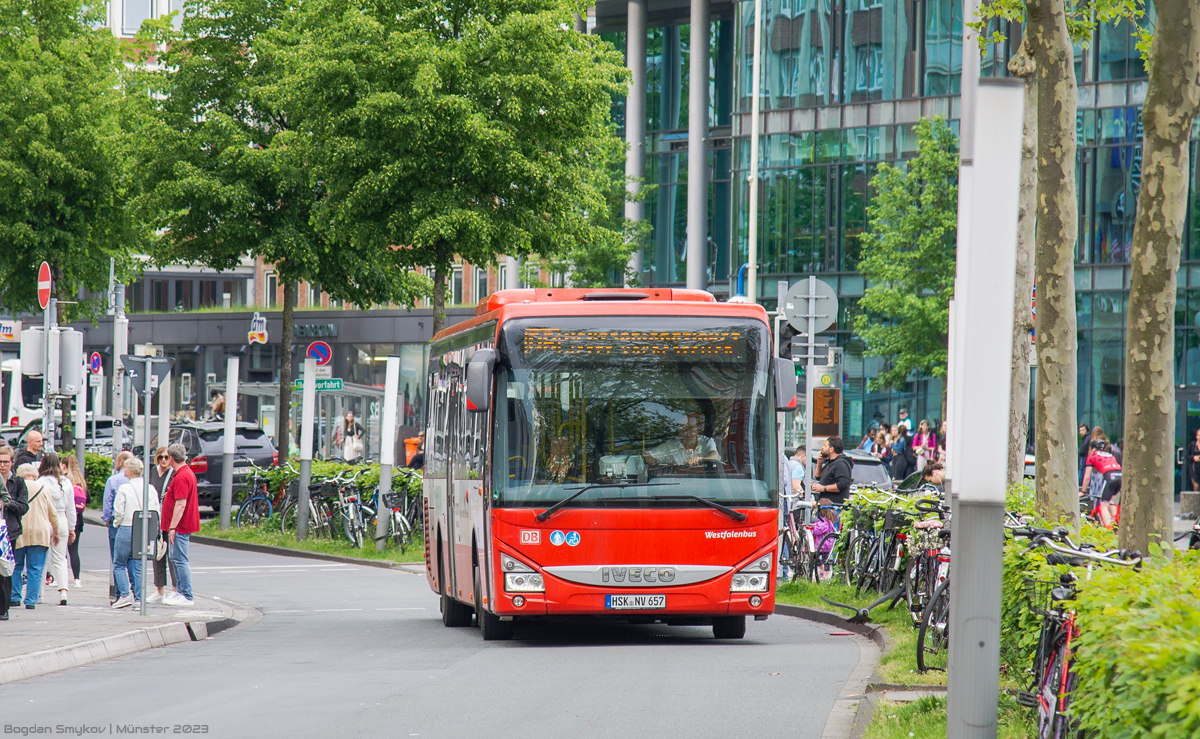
[
  {"x1": 14, "y1": 430, "x2": 43, "y2": 468},
  {"x1": 1081, "y1": 438, "x2": 1121, "y2": 529},
  {"x1": 787, "y1": 447, "x2": 806, "y2": 496},
  {"x1": 111, "y1": 458, "x2": 160, "y2": 609},
  {"x1": 335, "y1": 412, "x2": 365, "y2": 462},
  {"x1": 812, "y1": 498, "x2": 839, "y2": 580},
  {"x1": 921, "y1": 460, "x2": 946, "y2": 492},
  {"x1": 1077, "y1": 423, "x2": 1091, "y2": 484},
  {"x1": 811, "y1": 436, "x2": 853, "y2": 505},
  {"x1": 63, "y1": 454, "x2": 88, "y2": 589},
  {"x1": 912, "y1": 420, "x2": 937, "y2": 471},
  {"x1": 161, "y1": 444, "x2": 199, "y2": 606},
  {"x1": 878, "y1": 423, "x2": 894, "y2": 466},
  {"x1": 12, "y1": 463, "x2": 58, "y2": 610},
  {"x1": 890, "y1": 425, "x2": 916, "y2": 481},
  {"x1": 937, "y1": 420, "x2": 947, "y2": 465},
  {"x1": 857, "y1": 428, "x2": 876, "y2": 451},
  {"x1": 406, "y1": 431, "x2": 425, "y2": 471},
  {"x1": 38, "y1": 453, "x2": 76, "y2": 606},
  {"x1": 102, "y1": 451, "x2": 134, "y2": 593},
  {"x1": 0, "y1": 445, "x2": 29, "y2": 621},
  {"x1": 147, "y1": 447, "x2": 176, "y2": 604},
  {"x1": 896, "y1": 408, "x2": 913, "y2": 434}
]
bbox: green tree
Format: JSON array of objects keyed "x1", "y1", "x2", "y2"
[
  {"x1": 853, "y1": 117, "x2": 958, "y2": 396},
  {"x1": 0, "y1": 0, "x2": 140, "y2": 318},
  {"x1": 264, "y1": 0, "x2": 630, "y2": 334},
  {"x1": 133, "y1": 0, "x2": 426, "y2": 463}
]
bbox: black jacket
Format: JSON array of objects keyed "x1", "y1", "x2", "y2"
[
  {"x1": 13, "y1": 449, "x2": 39, "y2": 469},
  {"x1": 816, "y1": 454, "x2": 854, "y2": 504},
  {"x1": 3, "y1": 473, "x2": 29, "y2": 541}
]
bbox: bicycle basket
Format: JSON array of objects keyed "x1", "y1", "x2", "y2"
[
  {"x1": 1023, "y1": 577, "x2": 1074, "y2": 618},
  {"x1": 381, "y1": 491, "x2": 405, "y2": 509}
]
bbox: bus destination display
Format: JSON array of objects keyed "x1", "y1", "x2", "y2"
[
  {"x1": 521, "y1": 328, "x2": 747, "y2": 362},
  {"x1": 811, "y1": 387, "x2": 840, "y2": 437}
]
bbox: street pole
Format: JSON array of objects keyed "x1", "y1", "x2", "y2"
[
  {"x1": 44, "y1": 299, "x2": 58, "y2": 452},
  {"x1": 138, "y1": 361, "x2": 160, "y2": 618},
  {"x1": 112, "y1": 283, "x2": 128, "y2": 464},
  {"x1": 74, "y1": 362, "x2": 86, "y2": 473},
  {"x1": 946, "y1": 79, "x2": 1025, "y2": 739},
  {"x1": 219, "y1": 357, "x2": 239, "y2": 530},
  {"x1": 745, "y1": 0, "x2": 763, "y2": 304},
  {"x1": 376, "y1": 356, "x2": 400, "y2": 552},
  {"x1": 158, "y1": 370, "x2": 171, "y2": 449},
  {"x1": 296, "y1": 358, "x2": 316, "y2": 541}
]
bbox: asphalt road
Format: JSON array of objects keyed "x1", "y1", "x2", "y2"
[{"x1": 0, "y1": 528, "x2": 863, "y2": 738}]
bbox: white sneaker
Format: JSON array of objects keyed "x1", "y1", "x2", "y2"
[
  {"x1": 112, "y1": 595, "x2": 134, "y2": 609},
  {"x1": 146, "y1": 592, "x2": 163, "y2": 604},
  {"x1": 73, "y1": 579, "x2": 82, "y2": 588},
  {"x1": 162, "y1": 593, "x2": 194, "y2": 606}
]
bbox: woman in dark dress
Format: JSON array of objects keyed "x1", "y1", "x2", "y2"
[{"x1": 1188, "y1": 429, "x2": 1200, "y2": 492}]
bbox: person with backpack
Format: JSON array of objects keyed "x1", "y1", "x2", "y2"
[
  {"x1": 890, "y1": 425, "x2": 917, "y2": 482},
  {"x1": 0, "y1": 445, "x2": 29, "y2": 621},
  {"x1": 811, "y1": 436, "x2": 853, "y2": 504}
]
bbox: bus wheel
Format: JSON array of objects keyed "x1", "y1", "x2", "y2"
[
  {"x1": 712, "y1": 616, "x2": 746, "y2": 640},
  {"x1": 440, "y1": 556, "x2": 472, "y2": 628},
  {"x1": 475, "y1": 565, "x2": 514, "y2": 641}
]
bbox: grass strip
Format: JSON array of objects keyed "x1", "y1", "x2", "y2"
[
  {"x1": 198, "y1": 519, "x2": 425, "y2": 564},
  {"x1": 865, "y1": 696, "x2": 1034, "y2": 739}
]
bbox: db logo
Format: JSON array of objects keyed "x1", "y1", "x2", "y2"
[{"x1": 520, "y1": 530, "x2": 541, "y2": 545}]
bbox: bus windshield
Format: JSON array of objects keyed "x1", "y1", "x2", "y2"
[{"x1": 493, "y1": 317, "x2": 776, "y2": 509}]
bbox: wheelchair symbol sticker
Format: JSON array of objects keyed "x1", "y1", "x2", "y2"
[{"x1": 565, "y1": 531, "x2": 581, "y2": 547}]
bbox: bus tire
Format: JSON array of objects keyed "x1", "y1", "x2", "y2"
[
  {"x1": 475, "y1": 565, "x2": 514, "y2": 641},
  {"x1": 440, "y1": 552, "x2": 472, "y2": 627},
  {"x1": 712, "y1": 615, "x2": 746, "y2": 639}
]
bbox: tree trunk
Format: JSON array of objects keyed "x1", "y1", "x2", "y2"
[
  {"x1": 1026, "y1": 0, "x2": 1080, "y2": 527},
  {"x1": 277, "y1": 280, "x2": 295, "y2": 465},
  {"x1": 1121, "y1": 0, "x2": 1200, "y2": 557},
  {"x1": 1007, "y1": 50, "x2": 1038, "y2": 488},
  {"x1": 431, "y1": 266, "x2": 447, "y2": 338}
]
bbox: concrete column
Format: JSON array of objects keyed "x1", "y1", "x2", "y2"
[
  {"x1": 504, "y1": 256, "x2": 520, "y2": 290},
  {"x1": 623, "y1": 0, "x2": 647, "y2": 285},
  {"x1": 686, "y1": 0, "x2": 710, "y2": 291}
]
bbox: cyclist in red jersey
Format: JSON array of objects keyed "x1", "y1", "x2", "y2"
[{"x1": 1080, "y1": 439, "x2": 1121, "y2": 528}]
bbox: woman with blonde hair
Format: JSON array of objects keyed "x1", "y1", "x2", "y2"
[
  {"x1": 62, "y1": 455, "x2": 88, "y2": 588},
  {"x1": 37, "y1": 453, "x2": 76, "y2": 606},
  {"x1": 11, "y1": 463, "x2": 58, "y2": 609}
]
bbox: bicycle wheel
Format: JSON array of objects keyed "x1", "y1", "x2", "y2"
[
  {"x1": 813, "y1": 533, "x2": 840, "y2": 583},
  {"x1": 793, "y1": 529, "x2": 816, "y2": 583},
  {"x1": 855, "y1": 538, "x2": 882, "y2": 595},
  {"x1": 280, "y1": 498, "x2": 297, "y2": 534},
  {"x1": 839, "y1": 532, "x2": 862, "y2": 587},
  {"x1": 341, "y1": 504, "x2": 364, "y2": 547},
  {"x1": 1036, "y1": 635, "x2": 1080, "y2": 739},
  {"x1": 879, "y1": 538, "x2": 905, "y2": 594},
  {"x1": 916, "y1": 578, "x2": 950, "y2": 672},
  {"x1": 236, "y1": 496, "x2": 273, "y2": 528}
]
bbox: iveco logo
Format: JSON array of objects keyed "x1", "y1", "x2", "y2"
[{"x1": 602, "y1": 567, "x2": 676, "y2": 583}]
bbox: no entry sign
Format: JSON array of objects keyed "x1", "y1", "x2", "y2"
[{"x1": 37, "y1": 262, "x2": 51, "y2": 310}]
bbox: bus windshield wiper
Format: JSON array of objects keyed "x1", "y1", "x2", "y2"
[
  {"x1": 643, "y1": 495, "x2": 747, "y2": 522},
  {"x1": 536, "y1": 482, "x2": 679, "y2": 522}
]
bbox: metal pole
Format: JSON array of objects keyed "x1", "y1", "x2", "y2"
[
  {"x1": 746, "y1": 0, "x2": 763, "y2": 303},
  {"x1": 376, "y1": 356, "x2": 400, "y2": 552},
  {"x1": 138, "y1": 363, "x2": 158, "y2": 617},
  {"x1": 624, "y1": 0, "x2": 647, "y2": 286},
  {"x1": 157, "y1": 370, "x2": 171, "y2": 449},
  {"x1": 112, "y1": 284, "x2": 127, "y2": 463},
  {"x1": 803, "y1": 276, "x2": 816, "y2": 493},
  {"x1": 686, "y1": 0, "x2": 710, "y2": 292},
  {"x1": 219, "y1": 357, "x2": 239, "y2": 530},
  {"x1": 946, "y1": 79, "x2": 1024, "y2": 739},
  {"x1": 44, "y1": 299, "x2": 58, "y2": 452},
  {"x1": 296, "y1": 358, "x2": 316, "y2": 541}
]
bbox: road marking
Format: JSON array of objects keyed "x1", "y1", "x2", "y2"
[
  {"x1": 313, "y1": 608, "x2": 364, "y2": 612},
  {"x1": 190, "y1": 564, "x2": 350, "y2": 570},
  {"x1": 375, "y1": 608, "x2": 426, "y2": 611},
  {"x1": 266, "y1": 610, "x2": 304, "y2": 613}
]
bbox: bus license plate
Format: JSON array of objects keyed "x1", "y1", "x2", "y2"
[{"x1": 605, "y1": 594, "x2": 666, "y2": 610}]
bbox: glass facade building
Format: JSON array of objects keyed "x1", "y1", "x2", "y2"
[{"x1": 596, "y1": 0, "x2": 1200, "y2": 445}]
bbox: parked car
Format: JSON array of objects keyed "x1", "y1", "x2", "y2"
[
  {"x1": 8, "y1": 416, "x2": 122, "y2": 456},
  {"x1": 844, "y1": 449, "x2": 894, "y2": 491},
  {"x1": 140, "y1": 422, "x2": 278, "y2": 507}
]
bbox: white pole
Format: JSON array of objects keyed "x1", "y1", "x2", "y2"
[
  {"x1": 376, "y1": 356, "x2": 401, "y2": 551},
  {"x1": 112, "y1": 284, "x2": 128, "y2": 464},
  {"x1": 157, "y1": 371, "x2": 171, "y2": 449},
  {"x1": 74, "y1": 361, "x2": 86, "y2": 473},
  {"x1": 946, "y1": 78, "x2": 1025, "y2": 739},
  {"x1": 746, "y1": 0, "x2": 763, "y2": 304},
  {"x1": 296, "y1": 358, "x2": 316, "y2": 540},
  {"x1": 219, "y1": 358, "x2": 239, "y2": 530}
]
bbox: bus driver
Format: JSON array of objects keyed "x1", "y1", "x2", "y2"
[{"x1": 644, "y1": 413, "x2": 720, "y2": 467}]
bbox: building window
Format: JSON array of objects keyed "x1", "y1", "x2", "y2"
[
  {"x1": 199, "y1": 280, "x2": 219, "y2": 308},
  {"x1": 151, "y1": 280, "x2": 169, "y2": 312},
  {"x1": 452, "y1": 268, "x2": 464, "y2": 305},
  {"x1": 264, "y1": 272, "x2": 278, "y2": 308},
  {"x1": 307, "y1": 282, "x2": 322, "y2": 307},
  {"x1": 475, "y1": 267, "x2": 488, "y2": 303},
  {"x1": 123, "y1": 0, "x2": 153, "y2": 35}
]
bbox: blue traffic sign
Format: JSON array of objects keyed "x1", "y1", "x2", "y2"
[
  {"x1": 89, "y1": 352, "x2": 102, "y2": 374},
  {"x1": 306, "y1": 341, "x2": 332, "y2": 366}
]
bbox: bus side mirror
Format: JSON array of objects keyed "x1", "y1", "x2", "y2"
[
  {"x1": 775, "y1": 358, "x2": 797, "y2": 412},
  {"x1": 466, "y1": 349, "x2": 496, "y2": 413}
]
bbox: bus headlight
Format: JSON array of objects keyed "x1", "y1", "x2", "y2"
[
  {"x1": 504, "y1": 572, "x2": 545, "y2": 592},
  {"x1": 731, "y1": 556, "x2": 772, "y2": 592}
]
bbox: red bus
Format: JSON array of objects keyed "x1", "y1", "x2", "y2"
[{"x1": 423, "y1": 288, "x2": 796, "y2": 640}]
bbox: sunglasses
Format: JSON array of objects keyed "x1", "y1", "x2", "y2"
[{"x1": 157, "y1": 455, "x2": 168, "y2": 461}]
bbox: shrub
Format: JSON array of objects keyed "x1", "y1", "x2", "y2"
[{"x1": 84, "y1": 452, "x2": 114, "y2": 506}]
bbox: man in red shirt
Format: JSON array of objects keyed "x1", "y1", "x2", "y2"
[{"x1": 161, "y1": 444, "x2": 200, "y2": 606}]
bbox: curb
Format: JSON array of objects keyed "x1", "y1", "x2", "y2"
[
  {"x1": 775, "y1": 603, "x2": 888, "y2": 653},
  {"x1": 189, "y1": 534, "x2": 426, "y2": 574},
  {"x1": 0, "y1": 611, "x2": 248, "y2": 686}
]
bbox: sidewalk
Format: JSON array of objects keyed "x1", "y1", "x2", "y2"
[{"x1": 1, "y1": 560, "x2": 255, "y2": 685}]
